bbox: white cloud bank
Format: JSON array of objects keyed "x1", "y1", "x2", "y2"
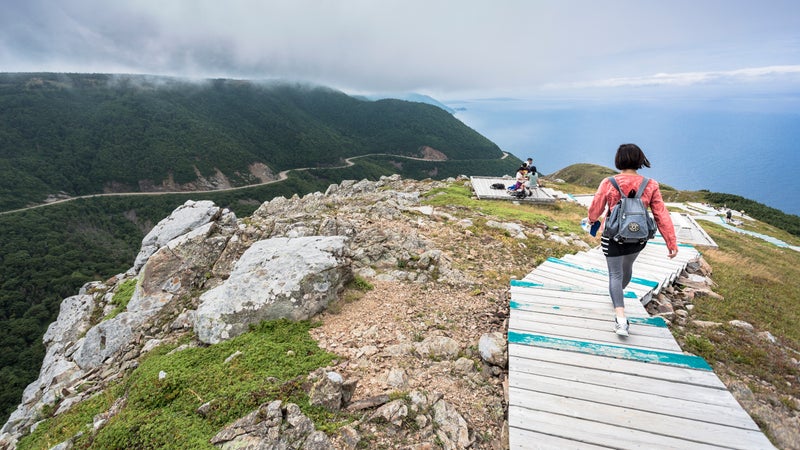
[{"x1": 545, "y1": 65, "x2": 800, "y2": 90}]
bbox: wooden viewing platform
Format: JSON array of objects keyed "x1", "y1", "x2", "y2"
[
  {"x1": 507, "y1": 237, "x2": 775, "y2": 449},
  {"x1": 470, "y1": 176, "x2": 557, "y2": 204}
]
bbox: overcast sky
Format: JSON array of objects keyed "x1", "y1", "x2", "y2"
[{"x1": 2, "y1": 0, "x2": 800, "y2": 100}]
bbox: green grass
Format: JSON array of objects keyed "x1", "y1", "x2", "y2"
[
  {"x1": 104, "y1": 278, "x2": 137, "y2": 320},
  {"x1": 17, "y1": 389, "x2": 118, "y2": 450},
  {"x1": 421, "y1": 184, "x2": 588, "y2": 234},
  {"x1": 693, "y1": 223, "x2": 800, "y2": 344},
  {"x1": 672, "y1": 222, "x2": 800, "y2": 411},
  {"x1": 18, "y1": 319, "x2": 339, "y2": 450}
]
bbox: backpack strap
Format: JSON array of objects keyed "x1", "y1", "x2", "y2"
[
  {"x1": 607, "y1": 176, "x2": 625, "y2": 196},
  {"x1": 635, "y1": 177, "x2": 650, "y2": 199},
  {"x1": 609, "y1": 176, "x2": 650, "y2": 198}
]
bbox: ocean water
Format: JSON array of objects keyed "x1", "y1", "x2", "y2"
[{"x1": 449, "y1": 99, "x2": 800, "y2": 216}]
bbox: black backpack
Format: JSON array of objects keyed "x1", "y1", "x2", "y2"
[{"x1": 602, "y1": 177, "x2": 657, "y2": 244}]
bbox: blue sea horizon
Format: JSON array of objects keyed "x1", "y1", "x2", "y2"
[{"x1": 449, "y1": 98, "x2": 800, "y2": 217}]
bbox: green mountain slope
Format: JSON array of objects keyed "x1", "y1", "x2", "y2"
[{"x1": 0, "y1": 73, "x2": 504, "y2": 212}]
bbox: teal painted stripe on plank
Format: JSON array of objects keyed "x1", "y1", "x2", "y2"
[
  {"x1": 649, "y1": 240, "x2": 697, "y2": 249},
  {"x1": 508, "y1": 330, "x2": 712, "y2": 371},
  {"x1": 546, "y1": 257, "x2": 659, "y2": 288},
  {"x1": 510, "y1": 279, "x2": 638, "y2": 299},
  {"x1": 509, "y1": 300, "x2": 560, "y2": 311},
  {"x1": 628, "y1": 316, "x2": 668, "y2": 327},
  {"x1": 509, "y1": 300, "x2": 666, "y2": 327},
  {"x1": 510, "y1": 280, "x2": 544, "y2": 288}
]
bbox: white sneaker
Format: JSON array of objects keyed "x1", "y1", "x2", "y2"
[{"x1": 614, "y1": 316, "x2": 629, "y2": 337}]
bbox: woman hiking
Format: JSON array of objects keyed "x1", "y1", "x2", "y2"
[{"x1": 587, "y1": 144, "x2": 678, "y2": 336}]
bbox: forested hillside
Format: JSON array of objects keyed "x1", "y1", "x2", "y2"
[{"x1": 0, "y1": 73, "x2": 503, "y2": 211}]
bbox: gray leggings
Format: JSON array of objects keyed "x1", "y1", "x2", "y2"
[{"x1": 605, "y1": 252, "x2": 641, "y2": 309}]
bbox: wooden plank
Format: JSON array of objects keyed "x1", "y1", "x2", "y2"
[
  {"x1": 510, "y1": 289, "x2": 645, "y2": 313},
  {"x1": 508, "y1": 331, "x2": 709, "y2": 370},
  {"x1": 531, "y1": 264, "x2": 654, "y2": 296},
  {"x1": 511, "y1": 308, "x2": 670, "y2": 337},
  {"x1": 509, "y1": 370, "x2": 761, "y2": 430},
  {"x1": 509, "y1": 344, "x2": 726, "y2": 389},
  {"x1": 509, "y1": 300, "x2": 654, "y2": 322},
  {"x1": 510, "y1": 279, "x2": 640, "y2": 301},
  {"x1": 510, "y1": 305, "x2": 666, "y2": 332},
  {"x1": 509, "y1": 355, "x2": 733, "y2": 406},
  {"x1": 524, "y1": 266, "x2": 651, "y2": 297},
  {"x1": 542, "y1": 256, "x2": 678, "y2": 295},
  {"x1": 508, "y1": 427, "x2": 610, "y2": 450},
  {"x1": 508, "y1": 390, "x2": 774, "y2": 450},
  {"x1": 561, "y1": 251, "x2": 680, "y2": 273},
  {"x1": 508, "y1": 405, "x2": 725, "y2": 450},
  {"x1": 562, "y1": 253, "x2": 680, "y2": 282},
  {"x1": 509, "y1": 316, "x2": 682, "y2": 352},
  {"x1": 543, "y1": 258, "x2": 661, "y2": 290}
]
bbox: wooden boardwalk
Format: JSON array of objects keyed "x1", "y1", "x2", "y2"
[
  {"x1": 507, "y1": 238, "x2": 775, "y2": 449},
  {"x1": 470, "y1": 176, "x2": 557, "y2": 204}
]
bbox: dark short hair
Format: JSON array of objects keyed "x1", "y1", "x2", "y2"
[{"x1": 615, "y1": 143, "x2": 651, "y2": 170}]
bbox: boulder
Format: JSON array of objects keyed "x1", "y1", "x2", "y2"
[
  {"x1": 194, "y1": 236, "x2": 352, "y2": 344},
  {"x1": 432, "y1": 399, "x2": 470, "y2": 448},
  {"x1": 308, "y1": 370, "x2": 346, "y2": 411},
  {"x1": 210, "y1": 400, "x2": 332, "y2": 449},
  {"x1": 414, "y1": 336, "x2": 461, "y2": 360},
  {"x1": 133, "y1": 200, "x2": 222, "y2": 272},
  {"x1": 42, "y1": 294, "x2": 95, "y2": 348},
  {"x1": 479, "y1": 332, "x2": 507, "y2": 368},
  {"x1": 73, "y1": 312, "x2": 137, "y2": 370}
]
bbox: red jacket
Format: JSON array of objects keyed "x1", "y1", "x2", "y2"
[{"x1": 588, "y1": 174, "x2": 677, "y2": 252}]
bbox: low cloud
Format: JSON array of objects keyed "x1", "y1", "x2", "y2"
[{"x1": 544, "y1": 65, "x2": 800, "y2": 90}]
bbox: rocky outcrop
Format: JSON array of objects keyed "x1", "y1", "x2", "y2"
[
  {"x1": 1, "y1": 175, "x2": 529, "y2": 449},
  {"x1": 133, "y1": 199, "x2": 223, "y2": 272},
  {"x1": 210, "y1": 400, "x2": 333, "y2": 449},
  {"x1": 1, "y1": 201, "x2": 239, "y2": 441},
  {"x1": 195, "y1": 236, "x2": 352, "y2": 344}
]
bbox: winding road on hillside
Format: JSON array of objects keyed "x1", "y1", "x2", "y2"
[{"x1": 1, "y1": 152, "x2": 504, "y2": 216}]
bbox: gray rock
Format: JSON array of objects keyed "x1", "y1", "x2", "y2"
[
  {"x1": 372, "y1": 399, "x2": 408, "y2": 427},
  {"x1": 384, "y1": 342, "x2": 415, "y2": 357},
  {"x1": 133, "y1": 200, "x2": 222, "y2": 272},
  {"x1": 43, "y1": 294, "x2": 95, "y2": 348},
  {"x1": 757, "y1": 331, "x2": 778, "y2": 344},
  {"x1": 479, "y1": 332, "x2": 507, "y2": 368},
  {"x1": 454, "y1": 357, "x2": 477, "y2": 374},
  {"x1": 486, "y1": 221, "x2": 527, "y2": 239},
  {"x1": 547, "y1": 234, "x2": 570, "y2": 245},
  {"x1": 308, "y1": 370, "x2": 345, "y2": 411},
  {"x1": 195, "y1": 236, "x2": 352, "y2": 344},
  {"x1": 336, "y1": 426, "x2": 361, "y2": 449},
  {"x1": 385, "y1": 368, "x2": 409, "y2": 389},
  {"x1": 692, "y1": 320, "x2": 722, "y2": 328},
  {"x1": 415, "y1": 336, "x2": 461, "y2": 360},
  {"x1": 303, "y1": 430, "x2": 334, "y2": 450},
  {"x1": 432, "y1": 399, "x2": 470, "y2": 448},
  {"x1": 729, "y1": 320, "x2": 755, "y2": 331},
  {"x1": 73, "y1": 312, "x2": 137, "y2": 370}
]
